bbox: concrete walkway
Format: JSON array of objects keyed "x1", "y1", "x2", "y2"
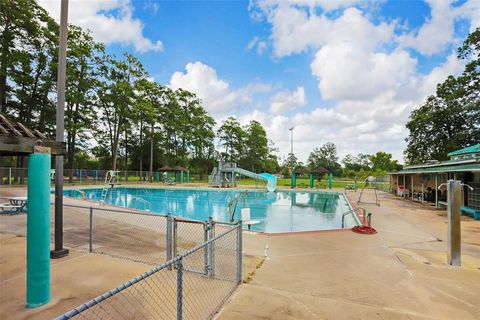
[{"x1": 218, "y1": 190, "x2": 480, "y2": 319}]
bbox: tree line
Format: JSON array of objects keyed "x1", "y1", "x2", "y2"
[
  {"x1": 281, "y1": 142, "x2": 399, "y2": 180},
  {"x1": 404, "y1": 28, "x2": 479, "y2": 164},
  {"x1": 0, "y1": 0, "x2": 278, "y2": 179}
]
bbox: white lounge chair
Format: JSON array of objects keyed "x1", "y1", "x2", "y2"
[{"x1": 241, "y1": 208, "x2": 260, "y2": 230}]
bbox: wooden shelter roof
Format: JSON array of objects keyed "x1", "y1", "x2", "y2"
[
  {"x1": 310, "y1": 167, "x2": 329, "y2": 174},
  {"x1": 0, "y1": 114, "x2": 65, "y2": 155},
  {"x1": 159, "y1": 165, "x2": 187, "y2": 172}
]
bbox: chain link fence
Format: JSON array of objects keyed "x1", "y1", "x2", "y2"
[
  {"x1": 0, "y1": 167, "x2": 210, "y2": 186},
  {"x1": 56, "y1": 223, "x2": 242, "y2": 320},
  {"x1": 374, "y1": 175, "x2": 391, "y2": 192},
  {"x1": 59, "y1": 204, "x2": 228, "y2": 267},
  {"x1": 58, "y1": 204, "x2": 170, "y2": 265}
]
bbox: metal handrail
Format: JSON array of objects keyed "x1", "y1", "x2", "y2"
[
  {"x1": 131, "y1": 196, "x2": 150, "y2": 212},
  {"x1": 341, "y1": 206, "x2": 365, "y2": 228},
  {"x1": 71, "y1": 188, "x2": 86, "y2": 200}
]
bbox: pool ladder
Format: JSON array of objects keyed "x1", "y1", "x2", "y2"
[
  {"x1": 99, "y1": 186, "x2": 109, "y2": 205},
  {"x1": 72, "y1": 188, "x2": 86, "y2": 200},
  {"x1": 99, "y1": 171, "x2": 119, "y2": 205},
  {"x1": 341, "y1": 206, "x2": 366, "y2": 228},
  {"x1": 132, "y1": 196, "x2": 150, "y2": 212}
]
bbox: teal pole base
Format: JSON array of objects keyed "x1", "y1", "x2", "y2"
[
  {"x1": 26, "y1": 153, "x2": 51, "y2": 308},
  {"x1": 328, "y1": 173, "x2": 333, "y2": 190},
  {"x1": 309, "y1": 174, "x2": 314, "y2": 188},
  {"x1": 26, "y1": 300, "x2": 50, "y2": 309}
]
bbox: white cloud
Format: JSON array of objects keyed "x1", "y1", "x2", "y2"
[
  {"x1": 38, "y1": 0, "x2": 163, "y2": 53},
  {"x1": 398, "y1": 0, "x2": 480, "y2": 55},
  {"x1": 251, "y1": 3, "x2": 394, "y2": 57},
  {"x1": 247, "y1": 37, "x2": 268, "y2": 55},
  {"x1": 170, "y1": 61, "x2": 271, "y2": 115},
  {"x1": 311, "y1": 43, "x2": 417, "y2": 101},
  {"x1": 398, "y1": 1, "x2": 456, "y2": 56},
  {"x1": 269, "y1": 86, "x2": 307, "y2": 114}
]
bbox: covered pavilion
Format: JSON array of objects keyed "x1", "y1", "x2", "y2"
[{"x1": 389, "y1": 144, "x2": 480, "y2": 218}]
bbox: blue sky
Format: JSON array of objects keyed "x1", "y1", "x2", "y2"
[{"x1": 39, "y1": 0, "x2": 479, "y2": 164}]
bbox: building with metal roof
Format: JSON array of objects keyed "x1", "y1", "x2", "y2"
[{"x1": 389, "y1": 144, "x2": 480, "y2": 218}]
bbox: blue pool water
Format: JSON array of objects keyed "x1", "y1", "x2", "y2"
[{"x1": 64, "y1": 187, "x2": 359, "y2": 233}]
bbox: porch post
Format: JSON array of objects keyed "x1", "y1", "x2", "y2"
[
  {"x1": 396, "y1": 175, "x2": 399, "y2": 195},
  {"x1": 411, "y1": 175, "x2": 414, "y2": 200},
  {"x1": 447, "y1": 180, "x2": 462, "y2": 266},
  {"x1": 421, "y1": 183, "x2": 424, "y2": 204},
  {"x1": 435, "y1": 174, "x2": 438, "y2": 208}
]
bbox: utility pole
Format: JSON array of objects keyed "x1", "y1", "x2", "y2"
[
  {"x1": 289, "y1": 126, "x2": 294, "y2": 155},
  {"x1": 51, "y1": 0, "x2": 69, "y2": 259}
]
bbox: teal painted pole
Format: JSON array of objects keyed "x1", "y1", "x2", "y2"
[
  {"x1": 187, "y1": 171, "x2": 190, "y2": 183},
  {"x1": 328, "y1": 172, "x2": 333, "y2": 190},
  {"x1": 180, "y1": 171, "x2": 184, "y2": 184},
  {"x1": 309, "y1": 174, "x2": 314, "y2": 188},
  {"x1": 291, "y1": 172, "x2": 296, "y2": 189},
  {"x1": 27, "y1": 152, "x2": 51, "y2": 308}
]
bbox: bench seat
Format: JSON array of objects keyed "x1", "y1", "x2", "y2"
[{"x1": 461, "y1": 206, "x2": 480, "y2": 220}]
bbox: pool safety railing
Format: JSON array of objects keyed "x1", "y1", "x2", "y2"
[
  {"x1": 56, "y1": 222, "x2": 243, "y2": 320},
  {"x1": 341, "y1": 206, "x2": 367, "y2": 228},
  {"x1": 131, "y1": 196, "x2": 150, "y2": 212}
]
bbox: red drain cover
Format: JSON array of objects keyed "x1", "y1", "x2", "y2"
[{"x1": 352, "y1": 225, "x2": 377, "y2": 235}]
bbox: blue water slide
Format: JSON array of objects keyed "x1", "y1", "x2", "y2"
[
  {"x1": 228, "y1": 168, "x2": 277, "y2": 192},
  {"x1": 258, "y1": 173, "x2": 277, "y2": 192}
]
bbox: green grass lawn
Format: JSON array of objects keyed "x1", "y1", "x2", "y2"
[
  {"x1": 5, "y1": 174, "x2": 389, "y2": 191},
  {"x1": 237, "y1": 178, "x2": 356, "y2": 189}
]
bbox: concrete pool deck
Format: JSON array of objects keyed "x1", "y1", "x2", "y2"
[
  {"x1": 219, "y1": 190, "x2": 480, "y2": 320},
  {"x1": 0, "y1": 186, "x2": 479, "y2": 319}
]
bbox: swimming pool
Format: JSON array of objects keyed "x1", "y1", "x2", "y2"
[{"x1": 64, "y1": 187, "x2": 360, "y2": 233}]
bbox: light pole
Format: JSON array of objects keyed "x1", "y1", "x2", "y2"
[
  {"x1": 51, "y1": 0, "x2": 69, "y2": 259},
  {"x1": 289, "y1": 126, "x2": 294, "y2": 155}
]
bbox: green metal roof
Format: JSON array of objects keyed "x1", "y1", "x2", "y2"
[
  {"x1": 447, "y1": 144, "x2": 480, "y2": 157},
  {"x1": 403, "y1": 157, "x2": 479, "y2": 170},
  {"x1": 390, "y1": 163, "x2": 480, "y2": 175}
]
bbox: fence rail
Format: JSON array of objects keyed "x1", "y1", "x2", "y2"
[
  {"x1": 56, "y1": 222, "x2": 242, "y2": 320},
  {"x1": 58, "y1": 204, "x2": 226, "y2": 267},
  {"x1": 0, "y1": 167, "x2": 210, "y2": 186}
]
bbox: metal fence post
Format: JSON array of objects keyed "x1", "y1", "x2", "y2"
[
  {"x1": 173, "y1": 219, "x2": 178, "y2": 259},
  {"x1": 89, "y1": 207, "x2": 93, "y2": 253},
  {"x1": 166, "y1": 215, "x2": 173, "y2": 267},
  {"x1": 237, "y1": 221, "x2": 243, "y2": 284},
  {"x1": 204, "y1": 220, "x2": 209, "y2": 275},
  {"x1": 8, "y1": 167, "x2": 11, "y2": 185},
  {"x1": 208, "y1": 217, "x2": 215, "y2": 278},
  {"x1": 447, "y1": 180, "x2": 462, "y2": 266},
  {"x1": 176, "y1": 257, "x2": 183, "y2": 320}
]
